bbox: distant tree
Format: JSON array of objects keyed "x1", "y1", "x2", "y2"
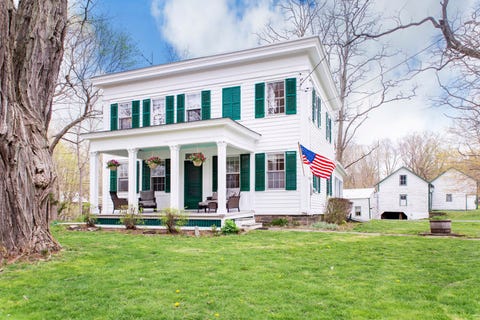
[
  {"x1": 0, "y1": 0, "x2": 68, "y2": 262},
  {"x1": 257, "y1": 0, "x2": 414, "y2": 165}
]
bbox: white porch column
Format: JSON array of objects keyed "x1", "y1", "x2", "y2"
[
  {"x1": 127, "y1": 148, "x2": 138, "y2": 209},
  {"x1": 89, "y1": 151, "x2": 99, "y2": 214},
  {"x1": 249, "y1": 152, "x2": 255, "y2": 211},
  {"x1": 217, "y1": 141, "x2": 227, "y2": 215},
  {"x1": 169, "y1": 144, "x2": 180, "y2": 209}
]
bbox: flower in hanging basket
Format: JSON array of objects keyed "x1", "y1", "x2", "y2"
[
  {"x1": 189, "y1": 152, "x2": 206, "y2": 166},
  {"x1": 106, "y1": 159, "x2": 120, "y2": 170},
  {"x1": 146, "y1": 156, "x2": 162, "y2": 169}
]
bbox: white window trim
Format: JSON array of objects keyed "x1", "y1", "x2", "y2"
[
  {"x1": 117, "y1": 162, "x2": 129, "y2": 192},
  {"x1": 151, "y1": 97, "x2": 166, "y2": 126},
  {"x1": 226, "y1": 155, "x2": 240, "y2": 189},
  {"x1": 266, "y1": 81, "x2": 285, "y2": 116},
  {"x1": 267, "y1": 152, "x2": 285, "y2": 190},
  {"x1": 186, "y1": 92, "x2": 201, "y2": 122},
  {"x1": 118, "y1": 102, "x2": 132, "y2": 129},
  {"x1": 151, "y1": 160, "x2": 166, "y2": 192}
]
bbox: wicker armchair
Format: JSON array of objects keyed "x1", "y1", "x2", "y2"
[
  {"x1": 226, "y1": 193, "x2": 240, "y2": 212},
  {"x1": 109, "y1": 191, "x2": 128, "y2": 214},
  {"x1": 138, "y1": 190, "x2": 157, "y2": 211}
]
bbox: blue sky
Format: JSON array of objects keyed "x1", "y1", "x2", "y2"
[{"x1": 90, "y1": 0, "x2": 472, "y2": 145}]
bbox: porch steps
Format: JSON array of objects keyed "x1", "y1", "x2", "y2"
[{"x1": 234, "y1": 217, "x2": 263, "y2": 231}]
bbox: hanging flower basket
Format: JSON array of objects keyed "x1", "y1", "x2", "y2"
[
  {"x1": 106, "y1": 159, "x2": 120, "y2": 171},
  {"x1": 189, "y1": 153, "x2": 206, "y2": 167},
  {"x1": 146, "y1": 156, "x2": 162, "y2": 169}
]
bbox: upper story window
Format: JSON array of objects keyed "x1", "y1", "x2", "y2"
[
  {"x1": 117, "y1": 163, "x2": 128, "y2": 192},
  {"x1": 399, "y1": 175, "x2": 407, "y2": 186},
  {"x1": 312, "y1": 90, "x2": 321, "y2": 128},
  {"x1": 186, "y1": 93, "x2": 201, "y2": 122},
  {"x1": 118, "y1": 102, "x2": 132, "y2": 129},
  {"x1": 152, "y1": 98, "x2": 166, "y2": 125},
  {"x1": 267, "y1": 153, "x2": 285, "y2": 189},
  {"x1": 226, "y1": 156, "x2": 240, "y2": 188},
  {"x1": 151, "y1": 160, "x2": 166, "y2": 191},
  {"x1": 267, "y1": 81, "x2": 285, "y2": 115}
]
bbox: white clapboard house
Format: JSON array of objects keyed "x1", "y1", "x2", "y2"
[
  {"x1": 84, "y1": 37, "x2": 344, "y2": 227},
  {"x1": 375, "y1": 167, "x2": 431, "y2": 220},
  {"x1": 431, "y1": 168, "x2": 478, "y2": 211}
]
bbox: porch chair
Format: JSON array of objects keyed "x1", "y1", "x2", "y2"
[
  {"x1": 138, "y1": 190, "x2": 157, "y2": 211},
  {"x1": 109, "y1": 191, "x2": 128, "y2": 214},
  {"x1": 226, "y1": 193, "x2": 240, "y2": 212},
  {"x1": 198, "y1": 192, "x2": 218, "y2": 213}
]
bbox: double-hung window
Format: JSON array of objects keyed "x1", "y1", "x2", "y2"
[
  {"x1": 117, "y1": 163, "x2": 128, "y2": 192},
  {"x1": 399, "y1": 194, "x2": 407, "y2": 206},
  {"x1": 446, "y1": 194, "x2": 452, "y2": 202},
  {"x1": 355, "y1": 206, "x2": 361, "y2": 217},
  {"x1": 399, "y1": 175, "x2": 407, "y2": 186},
  {"x1": 186, "y1": 93, "x2": 201, "y2": 122},
  {"x1": 152, "y1": 98, "x2": 166, "y2": 125},
  {"x1": 267, "y1": 81, "x2": 285, "y2": 115},
  {"x1": 226, "y1": 156, "x2": 240, "y2": 188},
  {"x1": 267, "y1": 153, "x2": 285, "y2": 189},
  {"x1": 151, "y1": 161, "x2": 166, "y2": 191},
  {"x1": 118, "y1": 102, "x2": 132, "y2": 129}
]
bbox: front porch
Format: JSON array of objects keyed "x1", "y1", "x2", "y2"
[
  {"x1": 85, "y1": 118, "x2": 261, "y2": 216},
  {"x1": 94, "y1": 210, "x2": 257, "y2": 229}
]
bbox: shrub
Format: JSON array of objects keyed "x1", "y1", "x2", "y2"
[
  {"x1": 221, "y1": 219, "x2": 240, "y2": 234},
  {"x1": 270, "y1": 218, "x2": 289, "y2": 227},
  {"x1": 83, "y1": 212, "x2": 97, "y2": 228},
  {"x1": 312, "y1": 221, "x2": 339, "y2": 230},
  {"x1": 161, "y1": 208, "x2": 187, "y2": 234},
  {"x1": 119, "y1": 206, "x2": 143, "y2": 230},
  {"x1": 324, "y1": 198, "x2": 352, "y2": 225},
  {"x1": 211, "y1": 224, "x2": 220, "y2": 237}
]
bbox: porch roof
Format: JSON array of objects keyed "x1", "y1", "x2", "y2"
[{"x1": 84, "y1": 118, "x2": 261, "y2": 155}]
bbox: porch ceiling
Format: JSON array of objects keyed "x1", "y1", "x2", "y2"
[{"x1": 84, "y1": 118, "x2": 261, "y2": 156}]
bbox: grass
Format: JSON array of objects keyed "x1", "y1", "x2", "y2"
[
  {"x1": 441, "y1": 209, "x2": 480, "y2": 221},
  {"x1": 1, "y1": 227, "x2": 480, "y2": 319}
]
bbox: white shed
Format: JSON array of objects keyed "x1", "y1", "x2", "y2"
[
  {"x1": 343, "y1": 188, "x2": 375, "y2": 221},
  {"x1": 376, "y1": 167, "x2": 430, "y2": 220},
  {"x1": 431, "y1": 168, "x2": 477, "y2": 211}
]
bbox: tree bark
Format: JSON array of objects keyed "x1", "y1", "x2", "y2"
[{"x1": 0, "y1": 0, "x2": 68, "y2": 262}]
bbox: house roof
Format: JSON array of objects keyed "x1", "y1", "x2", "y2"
[
  {"x1": 376, "y1": 166, "x2": 430, "y2": 186},
  {"x1": 430, "y1": 168, "x2": 477, "y2": 183},
  {"x1": 343, "y1": 188, "x2": 375, "y2": 199},
  {"x1": 91, "y1": 36, "x2": 341, "y2": 112}
]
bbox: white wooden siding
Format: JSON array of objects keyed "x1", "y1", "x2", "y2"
[{"x1": 431, "y1": 169, "x2": 477, "y2": 211}]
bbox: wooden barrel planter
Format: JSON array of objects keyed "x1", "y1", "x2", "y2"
[{"x1": 429, "y1": 219, "x2": 452, "y2": 234}]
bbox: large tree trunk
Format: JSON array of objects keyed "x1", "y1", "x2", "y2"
[{"x1": 0, "y1": 0, "x2": 68, "y2": 262}]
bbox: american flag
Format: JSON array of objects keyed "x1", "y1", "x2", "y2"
[{"x1": 299, "y1": 144, "x2": 336, "y2": 179}]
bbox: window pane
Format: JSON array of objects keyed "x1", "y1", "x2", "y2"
[
  {"x1": 151, "y1": 161, "x2": 165, "y2": 177},
  {"x1": 267, "y1": 81, "x2": 285, "y2": 115},
  {"x1": 152, "y1": 177, "x2": 165, "y2": 191},
  {"x1": 152, "y1": 98, "x2": 166, "y2": 125},
  {"x1": 118, "y1": 179, "x2": 128, "y2": 192},
  {"x1": 227, "y1": 174, "x2": 240, "y2": 188},
  {"x1": 187, "y1": 109, "x2": 201, "y2": 121},
  {"x1": 268, "y1": 172, "x2": 285, "y2": 189},
  {"x1": 227, "y1": 156, "x2": 240, "y2": 173},
  {"x1": 118, "y1": 103, "x2": 132, "y2": 129}
]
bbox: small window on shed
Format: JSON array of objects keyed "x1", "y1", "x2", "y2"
[
  {"x1": 446, "y1": 194, "x2": 452, "y2": 202},
  {"x1": 355, "y1": 206, "x2": 361, "y2": 217},
  {"x1": 399, "y1": 175, "x2": 407, "y2": 186}
]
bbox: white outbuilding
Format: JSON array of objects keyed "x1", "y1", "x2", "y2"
[
  {"x1": 343, "y1": 188, "x2": 375, "y2": 221},
  {"x1": 431, "y1": 168, "x2": 477, "y2": 211}
]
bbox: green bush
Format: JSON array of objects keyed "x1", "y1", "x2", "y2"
[
  {"x1": 83, "y1": 212, "x2": 97, "y2": 228},
  {"x1": 161, "y1": 208, "x2": 187, "y2": 234},
  {"x1": 119, "y1": 206, "x2": 143, "y2": 230},
  {"x1": 312, "y1": 221, "x2": 338, "y2": 230},
  {"x1": 270, "y1": 218, "x2": 289, "y2": 227},
  {"x1": 221, "y1": 219, "x2": 240, "y2": 234},
  {"x1": 324, "y1": 198, "x2": 352, "y2": 225}
]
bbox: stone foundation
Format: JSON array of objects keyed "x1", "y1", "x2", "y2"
[{"x1": 255, "y1": 214, "x2": 323, "y2": 226}]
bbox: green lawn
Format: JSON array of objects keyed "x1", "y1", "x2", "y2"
[
  {"x1": 441, "y1": 209, "x2": 480, "y2": 221},
  {"x1": 1, "y1": 227, "x2": 480, "y2": 319}
]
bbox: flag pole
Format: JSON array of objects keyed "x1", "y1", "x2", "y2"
[{"x1": 298, "y1": 142, "x2": 306, "y2": 176}]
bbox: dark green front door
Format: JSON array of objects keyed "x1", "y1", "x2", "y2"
[{"x1": 184, "y1": 161, "x2": 202, "y2": 209}]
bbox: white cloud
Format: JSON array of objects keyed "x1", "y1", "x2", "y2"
[{"x1": 151, "y1": 0, "x2": 278, "y2": 57}]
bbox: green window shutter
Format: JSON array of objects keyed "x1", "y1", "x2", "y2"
[
  {"x1": 313, "y1": 176, "x2": 317, "y2": 192},
  {"x1": 285, "y1": 151, "x2": 297, "y2": 190},
  {"x1": 327, "y1": 176, "x2": 332, "y2": 196},
  {"x1": 142, "y1": 99, "x2": 151, "y2": 127},
  {"x1": 255, "y1": 153, "x2": 265, "y2": 191},
  {"x1": 136, "y1": 161, "x2": 140, "y2": 193},
  {"x1": 240, "y1": 154, "x2": 250, "y2": 191},
  {"x1": 166, "y1": 96, "x2": 174, "y2": 124},
  {"x1": 222, "y1": 86, "x2": 241, "y2": 120},
  {"x1": 255, "y1": 83, "x2": 265, "y2": 118},
  {"x1": 142, "y1": 161, "x2": 151, "y2": 191},
  {"x1": 329, "y1": 117, "x2": 332, "y2": 143},
  {"x1": 285, "y1": 78, "x2": 296, "y2": 115},
  {"x1": 311, "y1": 89, "x2": 316, "y2": 122},
  {"x1": 132, "y1": 100, "x2": 140, "y2": 128},
  {"x1": 109, "y1": 170, "x2": 117, "y2": 192},
  {"x1": 176, "y1": 94, "x2": 185, "y2": 123},
  {"x1": 317, "y1": 97, "x2": 321, "y2": 128},
  {"x1": 212, "y1": 156, "x2": 218, "y2": 192},
  {"x1": 201, "y1": 90, "x2": 211, "y2": 120},
  {"x1": 165, "y1": 159, "x2": 171, "y2": 193},
  {"x1": 110, "y1": 103, "x2": 118, "y2": 131},
  {"x1": 326, "y1": 113, "x2": 329, "y2": 141}
]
